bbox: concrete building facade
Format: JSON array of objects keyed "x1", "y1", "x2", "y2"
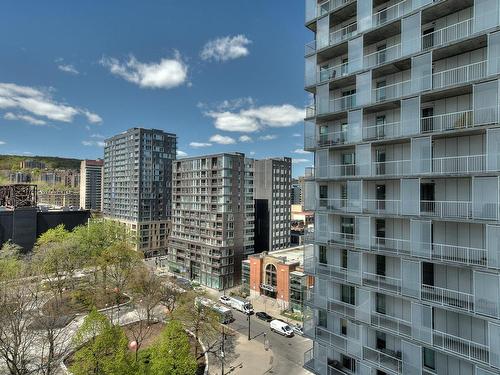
[
  {"x1": 79, "y1": 159, "x2": 103, "y2": 211},
  {"x1": 303, "y1": 1, "x2": 500, "y2": 374},
  {"x1": 254, "y1": 157, "x2": 292, "y2": 252},
  {"x1": 167, "y1": 153, "x2": 254, "y2": 290},
  {"x1": 103, "y1": 128, "x2": 176, "y2": 256}
]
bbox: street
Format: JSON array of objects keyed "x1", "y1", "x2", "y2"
[{"x1": 226, "y1": 310, "x2": 312, "y2": 375}]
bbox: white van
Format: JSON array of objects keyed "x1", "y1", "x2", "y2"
[{"x1": 270, "y1": 319, "x2": 294, "y2": 337}]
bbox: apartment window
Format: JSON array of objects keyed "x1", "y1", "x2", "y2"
[
  {"x1": 376, "y1": 184, "x2": 386, "y2": 210},
  {"x1": 340, "y1": 318, "x2": 347, "y2": 335},
  {"x1": 341, "y1": 355, "x2": 356, "y2": 372},
  {"x1": 375, "y1": 293, "x2": 386, "y2": 314},
  {"x1": 422, "y1": 262, "x2": 434, "y2": 286},
  {"x1": 341, "y1": 217, "x2": 354, "y2": 236},
  {"x1": 318, "y1": 309, "x2": 327, "y2": 328},
  {"x1": 319, "y1": 246, "x2": 328, "y2": 264},
  {"x1": 423, "y1": 348, "x2": 436, "y2": 370},
  {"x1": 375, "y1": 115, "x2": 386, "y2": 138},
  {"x1": 376, "y1": 255, "x2": 386, "y2": 276},
  {"x1": 376, "y1": 81, "x2": 387, "y2": 101},
  {"x1": 341, "y1": 285, "x2": 355, "y2": 305},
  {"x1": 375, "y1": 219, "x2": 386, "y2": 238},
  {"x1": 341, "y1": 249, "x2": 348, "y2": 269},
  {"x1": 375, "y1": 148, "x2": 386, "y2": 175},
  {"x1": 377, "y1": 44, "x2": 387, "y2": 65},
  {"x1": 421, "y1": 107, "x2": 434, "y2": 132},
  {"x1": 319, "y1": 185, "x2": 328, "y2": 208},
  {"x1": 376, "y1": 331, "x2": 386, "y2": 350}
]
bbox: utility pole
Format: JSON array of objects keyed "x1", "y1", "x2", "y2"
[
  {"x1": 247, "y1": 314, "x2": 251, "y2": 341},
  {"x1": 221, "y1": 326, "x2": 225, "y2": 375}
]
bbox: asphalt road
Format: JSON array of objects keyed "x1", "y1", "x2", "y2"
[{"x1": 228, "y1": 310, "x2": 312, "y2": 375}]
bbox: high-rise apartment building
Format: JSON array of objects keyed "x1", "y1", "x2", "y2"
[
  {"x1": 103, "y1": 128, "x2": 176, "y2": 256},
  {"x1": 254, "y1": 157, "x2": 292, "y2": 252},
  {"x1": 79, "y1": 159, "x2": 103, "y2": 211},
  {"x1": 303, "y1": 1, "x2": 500, "y2": 374},
  {"x1": 168, "y1": 153, "x2": 254, "y2": 290},
  {"x1": 292, "y1": 178, "x2": 303, "y2": 206}
]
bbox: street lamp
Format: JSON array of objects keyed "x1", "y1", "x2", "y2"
[{"x1": 246, "y1": 314, "x2": 251, "y2": 341}]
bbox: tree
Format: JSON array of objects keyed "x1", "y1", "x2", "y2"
[
  {"x1": 149, "y1": 320, "x2": 197, "y2": 375},
  {"x1": 35, "y1": 225, "x2": 70, "y2": 247},
  {"x1": 174, "y1": 292, "x2": 220, "y2": 358},
  {"x1": 130, "y1": 266, "x2": 168, "y2": 325},
  {"x1": 71, "y1": 309, "x2": 133, "y2": 375},
  {"x1": 0, "y1": 241, "x2": 23, "y2": 282},
  {"x1": 101, "y1": 241, "x2": 142, "y2": 293}
]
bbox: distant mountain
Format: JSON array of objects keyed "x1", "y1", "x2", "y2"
[{"x1": 0, "y1": 155, "x2": 82, "y2": 170}]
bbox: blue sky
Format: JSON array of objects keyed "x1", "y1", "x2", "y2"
[{"x1": 0, "y1": 0, "x2": 312, "y2": 176}]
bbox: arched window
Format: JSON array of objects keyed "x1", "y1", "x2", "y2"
[{"x1": 265, "y1": 264, "x2": 277, "y2": 287}]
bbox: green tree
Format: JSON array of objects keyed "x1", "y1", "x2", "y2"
[
  {"x1": 0, "y1": 241, "x2": 23, "y2": 282},
  {"x1": 130, "y1": 266, "x2": 168, "y2": 325},
  {"x1": 35, "y1": 224, "x2": 70, "y2": 247},
  {"x1": 71, "y1": 309, "x2": 134, "y2": 375},
  {"x1": 174, "y1": 292, "x2": 220, "y2": 357},
  {"x1": 150, "y1": 320, "x2": 197, "y2": 375}
]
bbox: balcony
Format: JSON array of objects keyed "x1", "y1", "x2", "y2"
[
  {"x1": 362, "y1": 271, "x2": 401, "y2": 293},
  {"x1": 306, "y1": 105, "x2": 316, "y2": 118},
  {"x1": 372, "y1": 80, "x2": 411, "y2": 103},
  {"x1": 431, "y1": 154, "x2": 486, "y2": 175},
  {"x1": 370, "y1": 311, "x2": 412, "y2": 338},
  {"x1": 324, "y1": 93, "x2": 357, "y2": 114},
  {"x1": 330, "y1": 23, "x2": 358, "y2": 47},
  {"x1": 371, "y1": 236, "x2": 411, "y2": 256},
  {"x1": 363, "y1": 121, "x2": 401, "y2": 141},
  {"x1": 318, "y1": 61, "x2": 350, "y2": 84},
  {"x1": 306, "y1": 256, "x2": 351, "y2": 282},
  {"x1": 431, "y1": 243, "x2": 487, "y2": 267},
  {"x1": 422, "y1": 18, "x2": 474, "y2": 50},
  {"x1": 363, "y1": 346, "x2": 402, "y2": 374},
  {"x1": 318, "y1": 0, "x2": 353, "y2": 18},
  {"x1": 372, "y1": 0, "x2": 413, "y2": 27},
  {"x1": 421, "y1": 284, "x2": 474, "y2": 312},
  {"x1": 420, "y1": 200, "x2": 472, "y2": 219},
  {"x1": 363, "y1": 199, "x2": 401, "y2": 215},
  {"x1": 432, "y1": 60, "x2": 487, "y2": 90},
  {"x1": 318, "y1": 198, "x2": 360, "y2": 213},
  {"x1": 364, "y1": 44, "x2": 402, "y2": 69},
  {"x1": 432, "y1": 329, "x2": 489, "y2": 364},
  {"x1": 371, "y1": 159, "x2": 411, "y2": 177},
  {"x1": 420, "y1": 109, "x2": 473, "y2": 133}
]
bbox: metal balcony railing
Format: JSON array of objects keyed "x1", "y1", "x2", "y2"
[
  {"x1": 362, "y1": 271, "x2": 402, "y2": 293},
  {"x1": 372, "y1": 0, "x2": 413, "y2": 27},
  {"x1": 432, "y1": 329, "x2": 489, "y2": 364},
  {"x1": 421, "y1": 284, "x2": 474, "y2": 312},
  {"x1": 421, "y1": 109, "x2": 473, "y2": 133},
  {"x1": 363, "y1": 121, "x2": 401, "y2": 140},
  {"x1": 364, "y1": 44, "x2": 402, "y2": 69},
  {"x1": 372, "y1": 80, "x2": 411, "y2": 103},
  {"x1": 422, "y1": 18, "x2": 474, "y2": 50},
  {"x1": 316, "y1": 231, "x2": 357, "y2": 247},
  {"x1": 431, "y1": 243, "x2": 488, "y2": 267},
  {"x1": 318, "y1": 0, "x2": 353, "y2": 17},
  {"x1": 372, "y1": 160, "x2": 411, "y2": 176},
  {"x1": 371, "y1": 236, "x2": 411, "y2": 256},
  {"x1": 432, "y1": 60, "x2": 487, "y2": 90},
  {"x1": 420, "y1": 200, "x2": 472, "y2": 219},
  {"x1": 316, "y1": 326, "x2": 350, "y2": 352},
  {"x1": 363, "y1": 199, "x2": 401, "y2": 215},
  {"x1": 330, "y1": 93, "x2": 357, "y2": 112},
  {"x1": 431, "y1": 154, "x2": 486, "y2": 174}
]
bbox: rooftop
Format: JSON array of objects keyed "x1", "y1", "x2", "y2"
[{"x1": 249, "y1": 244, "x2": 313, "y2": 266}]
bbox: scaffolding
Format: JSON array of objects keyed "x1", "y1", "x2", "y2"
[{"x1": 0, "y1": 184, "x2": 37, "y2": 209}]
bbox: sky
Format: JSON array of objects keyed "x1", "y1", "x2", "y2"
[{"x1": 0, "y1": 0, "x2": 312, "y2": 177}]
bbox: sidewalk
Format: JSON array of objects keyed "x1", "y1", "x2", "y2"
[
  {"x1": 248, "y1": 294, "x2": 302, "y2": 325},
  {"x1": 207, "y1": 333, "x2": 273, "y2": 375}
]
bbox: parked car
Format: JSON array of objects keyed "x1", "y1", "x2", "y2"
[
  {"x1": 219, "y1": 295, "x2": 231, "y2": 305},
  {"x1": 256, "y1": 311, "x2": 273, "y2": 322},
  {"x1": 270, "y1": 319, "x2": 294, "y2": 337},
  {"x1": 291, "y1": 323, "x2": 303, "y2": 336}
]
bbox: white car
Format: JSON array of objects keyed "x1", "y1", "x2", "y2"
[
  {"x1": 219, "y1": 295, "x2": 231, "y2": 305},
  {"x1": 270, "y1": 319, "x2": 294, "y2": 337}
]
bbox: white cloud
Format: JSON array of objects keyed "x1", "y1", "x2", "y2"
[
  {"x1": 293, "y1": 148, "x2": 310, "y2": 154},
  {"x1": 0, "y1": 141, "x2": 5, "y2": 145},
  {"x1": 293, "y1": 133, "x2": 301, "y2": 137},
  {"x1": 190, "y1": 142, "x2": 212, "y2": 148},
  {"x1": 58, "y1": 64, "x2": 79, "y2": 75},
  {"x1": 82, "y1": 140, "x2": 105, "y2": 147},
  {"x1": 209, "y1": 134, "x2": 236, "y2": 145},
  {"x1": 100, "y1": 52, "x2": 188, "y2": 89},
  {"x1": 90, "y1": 133, "x2": 105, "y2": 139},
  {"x1": 0, "y1": 83, "x2": 101, "y2": 124},
  {"x1": 201, "y1": 35, "x2": 251, "y2": 62},
  {"x1": 4, "y1": 112, "x2": 46, "y2": 125},
  {"x1": 204, "y1": 103, "x2": 304, "y2": 133},
  {"x1": 292, "y1": 158, "x2": 311, "y2": 164},
  {"x1": 249, "y1": 151, "x2": 256, "y2": 156},
  {"x1": 82, "y1": 110, "x2": 102, "y2": 124},
  {"x1": 259, "y1": 134, "x2": 277, "y2": 141},
  {"x1": 239, "y1": 135, "x2": 253, "y2": 143},
  {"x1": 177, "y1": 150, "x2": 188, "y2": 157}
]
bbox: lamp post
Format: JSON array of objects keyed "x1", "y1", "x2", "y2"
[
  {"x1": 221, "y1": 326, "x2": 225, "y2": 375},
  {"x1": 247, "y1": 313, "x2": 251, "y2": 341}
]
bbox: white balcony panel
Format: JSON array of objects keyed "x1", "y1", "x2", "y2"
[
  {"x1": 410, "y1": 219, "x2": 431, "y2": 259},
  {"x1": 474, "y1": 0, "x2": 500, "y2": 32},
  {"x1": 356, "y1": 288, "x2": 371, "y2": 323},
  {"x1": 347, "y1": 109, "x2": 363, "y2": 143},
  {"x1": 401, "y1": 96, "x2": 420, "y2": 136},
  {"x1": 474, "y1": 271, "x2": 500, "y2": 318},
  {"x1": 411, "y1": 136, "x2": 431, "y2": 173},
  {"x1": 356, "y1": 216, "x2": 371, "y2": 249},
  {"x1": 487, "y1": 128, "x2": 500, "y2": 171},
  {"x1": 489, "y1": 322, "x2": 500, "y2": 369},
  {"x1": 473, "y1": 177, "x2": 499, "y2": 220},
  {"x1": 304, "y1": 181, "x2": 317, "y2": 211},
  {"x1": 401, "y1": 178, "x2": 420, "y2": 215},
  {"x1": 347, "y1": 180, "x2": 362, "y2": 212},
  {"x1": 411, "y1": 52, "x2": 432, "y2": 93},
  {"x1": 411, "y1": 302, "x2": 432, "y2": 344},
  {"x1": 401, "y1": 340, "x2": 421, "y2": 375},
  {"x1": 401, "y1": 259, "x2": 420, "y2": 298},
  {"x1": 357, "y1": 0, "x2": 372, "y2": 32},
  {"x1": 487, "y1": 225, "x2": 500, "y2": 269},
  {"x1": 349, "y1": 36, "x2": 364, "y2": 73},
  {"x1": 356, "y1": 143, "x2": 371, "y2": 176},
  {"x1": 357, "y1": 71, "x2": 372, "y2": 106},
  {"x1": 402, "y1": 12, "x2": 421, "y2": 56},
  {"x1": 305, "y1": 54, "x2": 317, "y2": 87},
  {"x1": 474, "y1": 80, "x2": 499, "y2": 126},
  {"x1": 305, "y1": 0, "x2": 317, "y2": 22},
  {"x1": 317, "y1": 16, "x2": 330, "y2": 50},
  {"x1": 488, "y1": 30, "x2": 500, "y2": 75}
]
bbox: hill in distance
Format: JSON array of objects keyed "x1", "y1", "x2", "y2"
[{"x1": 0, "y1": 154, "x2": 82, "y2": 171}]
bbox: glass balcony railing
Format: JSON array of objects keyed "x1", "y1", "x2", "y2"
[
  {"x1": 362, "y1": 271, "x2": 402, "y2": 293},
  {"x1": 330, "y1": 23, "x2": 358, "y2": 46},
  {"x1": 364, "y1": 44, "x2": 402, "y2": 69},
  {"x1": 363, "y1": 346, "x2": 402, "y2": 374},
  {"x1": 373, "y1": 0, "x2": 413, "y2": 27},
  {"x1": 363, "y1": 121, "x2": 401, "y2": 140},
  {"x1": 372, "y1": 80, "x2": 411, "y2": 103},
  {"x1": 318, "y1": 61, "x2": 351, "y2": 83},
  {"x1": 370, "y1": 311, "x2": 412, "y2": 338}
]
